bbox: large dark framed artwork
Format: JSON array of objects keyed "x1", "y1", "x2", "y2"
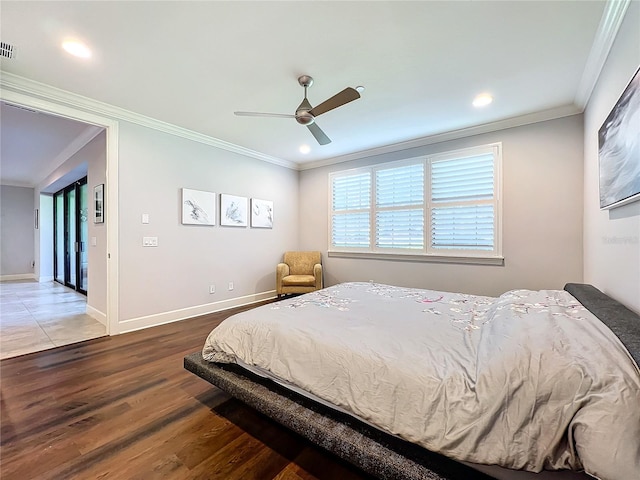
[{"x1": 598, "y1": 66, "x2": 640, "y2": 209}]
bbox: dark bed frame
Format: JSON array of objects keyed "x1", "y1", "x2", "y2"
[{"x1": 184, "y1": 283, "x2": 640, "y2": 480}]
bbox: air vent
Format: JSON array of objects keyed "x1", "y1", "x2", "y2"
[
  {"x1": 1, "y1": 42, "x2": 16, "y2": 59},
  {"x1": 4, "y1": 103, "x2": 38, "y2": 114}
]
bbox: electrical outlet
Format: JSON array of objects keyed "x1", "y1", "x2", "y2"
[
  {"x1": 228, "y1": 282, "x2": 234, "y2": 291},
  {"x1": 209, "y1": 285, "x2": 215, "y2": 294}
]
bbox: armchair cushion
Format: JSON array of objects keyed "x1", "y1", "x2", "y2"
[{"x1": 282, "y1": 275, "x2": 317, "y2": 287}]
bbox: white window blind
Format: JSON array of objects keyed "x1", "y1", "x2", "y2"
[
  {"x1": 375, "y1": 163, "x2": 424, "y2": 249},
  {"x1": 329, "y1": 144, "x2": 501, "y2": 261},
  {"x1": 429, "y1": 151, "x2": 496, "y2": 253},
  {"x1": 331, "y1": 172, "x2": 371, "y2": 248},
  {"x1": 431, "y1": 205, "x2": 495, "y2": 250}
]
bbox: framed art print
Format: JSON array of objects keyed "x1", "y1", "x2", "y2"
[
  {"x1": 94, "y1": 184, "x2": 104, "y2": 223},
  {"x1": 220, "y1": 194, "x2": 248, "y2": 227},
  {"x1": 182, "y1": 188, "x2": 216, "y2": 225},
  {"x1": 250, "y1": 198, "x2": 273, "y2": 228},
  {"x1": 598, "y1": 66, "x2": 640, "y2": 209}
]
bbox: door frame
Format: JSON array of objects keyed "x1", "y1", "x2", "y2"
[
  {"x1": 53, "y1": 177, "x2": 88, "y2": 295},
  {"x1": 1, "y1": 89, "x2": 119, "y2": 336}
]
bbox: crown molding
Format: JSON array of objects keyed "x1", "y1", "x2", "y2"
[
  {"x1": 0, "y1": 72, "x2": 297, "y2": 170},
  {"x1": 0, "y1": 181, "x2": 35, "y2": 188},
  {"x1": 299, "y1": 104, "x2": 582, "y2": 171},
  {"x1": 574, "y1": 0, "x2": 631, "y2": 108}
]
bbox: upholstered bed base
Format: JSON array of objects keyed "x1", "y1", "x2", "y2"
[
  {"x1": 184, "y1": 283, "x2": 640, "y2": 480},
  {"x1": 184, "y1": 352, "x2": 492, "y2": 480}
]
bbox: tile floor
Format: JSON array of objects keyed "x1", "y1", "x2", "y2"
[{"x1": 0, "y1": 280, "x2": 106, "y2": 360}]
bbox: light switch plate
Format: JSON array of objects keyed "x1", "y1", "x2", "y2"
[{"x1": 142, "y1": 236, "x2": 158, "y2": 247}]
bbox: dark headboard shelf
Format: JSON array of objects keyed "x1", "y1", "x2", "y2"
[{"x1": 564, "y1": 283, "x2": 640, "y2": 366}]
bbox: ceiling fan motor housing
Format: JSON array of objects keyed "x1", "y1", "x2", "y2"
[{"x1": 295, "y1": 110, "x2": 315, "y2": 125}]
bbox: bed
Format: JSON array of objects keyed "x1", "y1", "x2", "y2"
[{"x1": 184, "y1": 282, "x2": 640, "y2": 480}]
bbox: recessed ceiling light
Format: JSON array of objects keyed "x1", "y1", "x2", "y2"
[
  {"x1": 299, "y1": 144, "x2": 311, "y2": 154},
  {"x1": 355, "y1": 86, "x2": 365, "y2": 93},
  {"x1": 62, "y1": 40, "x2": 92, "y2": 59},
  {"x1": 473, "y1": 93, "x2": 493, "y2": 107}
]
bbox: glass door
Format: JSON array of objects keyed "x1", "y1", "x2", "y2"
[
  {"x1": 54, "y1": 192, "x2": 65, "y2": 284},
  {"x1": 67, "y1": 185, "x2": 76, "y2": 289},
  {"x1": 78, "y1": 182, "x2": 88, "y2": 293},
  {"x1": 53, "y1": 177, "x2": 88, "y2": 295}
]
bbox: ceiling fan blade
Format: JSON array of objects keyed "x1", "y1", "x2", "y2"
[
  {"x1": 308, "y1": 87, "x2": 360, "y2": 117},
  {"x1": 234, "y1": 111, "x2": 295, "y2": 119},
  {"x1": 307, "y1": 122, "x2": 331, "y2": 145}
]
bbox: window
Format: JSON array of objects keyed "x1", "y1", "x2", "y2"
[
  {"x1": 331, "y1": 172, "x2": 371, "y2": 248},
  {"x1": 375, "y1": 162, "x2": 424, "y2": 249},
  {"x1": 329, "y1": 144, "x2": 502, "y2": 263}
]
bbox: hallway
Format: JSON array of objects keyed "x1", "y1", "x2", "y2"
[{"x1": 0, "y1": 280, "x2": 106, "y2": 360}]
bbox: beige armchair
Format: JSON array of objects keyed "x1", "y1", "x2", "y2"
[{"x1": 276, "y1": 251, "x2": 323, "y2": 298}]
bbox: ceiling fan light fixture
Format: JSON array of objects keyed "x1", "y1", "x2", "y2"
[
  {"x1": 62, "y1": 40, "x2": 92, "y2": 59},
  {"x1": 473, "y1": 93, "x2": 493, "y2": 107}
]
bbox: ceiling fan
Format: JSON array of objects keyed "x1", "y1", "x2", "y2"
[{"x1": 234, "y1": 75, "x2": 361, "y2": 145}]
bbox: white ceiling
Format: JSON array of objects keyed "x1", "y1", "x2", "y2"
[
  {"x1": 0, "y1": 101, "x2": 102, "y2": 187},
  {"x1": 0, "y1": 0, "x2": 612, "y2": 184}
]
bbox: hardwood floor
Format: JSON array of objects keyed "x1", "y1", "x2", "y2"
[{"x1": 0, "y1": 303, "x2": 373, "y2": 480}]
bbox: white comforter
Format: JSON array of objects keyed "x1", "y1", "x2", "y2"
[{"x1": 202, "y1": 282, "x2": 640, "y2": 479}]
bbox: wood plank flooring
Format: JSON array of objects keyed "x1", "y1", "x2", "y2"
[{"x1": 0, "y1": 302, "x2": 373, "y2": 480}]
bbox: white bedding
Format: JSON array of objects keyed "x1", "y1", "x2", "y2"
[{"x1": 202, "y1": 282, "x2": 640, "y2": 480}]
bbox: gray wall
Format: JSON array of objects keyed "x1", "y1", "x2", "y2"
[
  {"x1": 38, "y1": 193, "x2": 53, "y2": 281},
  {"x1": 86, "y1": 132, "x2": 108, "y2": 317},
  {"x1": 299, "y1": 115, "x2": 584, "y2": 297},
  {"x1": 0, "y1": 185, "x2": 35, "y2": 276},
  {"x1": 36, "y1": 132, "x2": 107, "y2": 318},
  {"x1": 116, "y1": 121, "x2": 299, "y2": 326},
  {"x1": 583, "y1": 0, "x2": 640, "y2": 314}
]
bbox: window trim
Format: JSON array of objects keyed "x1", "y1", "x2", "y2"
[{"x1": 328, "y1": 143, "x2": 503, "y2": 264}]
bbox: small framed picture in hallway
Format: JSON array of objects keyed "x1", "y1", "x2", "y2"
[{"x1": 94, "y1": 184, "x2": 104, "y2": 223}]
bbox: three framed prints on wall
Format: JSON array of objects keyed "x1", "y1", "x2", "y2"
[{"x1": 181, "y1": 188, "x2": 273, "y2": 229}]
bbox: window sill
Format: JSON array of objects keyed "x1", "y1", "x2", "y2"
[{"x1": 327, "y1": 250, "x2": 504, "y2": 266}]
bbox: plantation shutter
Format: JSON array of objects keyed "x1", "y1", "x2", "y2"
[
  {"x1": 430, "y1": 153, "x2": 495, "y2": 251},
  {"x1": 375, "y1": 163, "x2": 424, "y2": 249},
  {"x1": 331, "y1": 172, "x2": 371, "y2": 248}
]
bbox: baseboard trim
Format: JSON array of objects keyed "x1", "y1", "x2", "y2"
[
  {"x1": 86, "y1": 305, "x2": 107, "y2": 327},
  {"x1": 0, "y1": 274, "x2": 36, "y2": 282},
  {"x1": 38, "y1": 276, "x2": 54, "y2": 283},
  {"x1": 117, "y1": 290, "x2": 277, "y2": 334}
]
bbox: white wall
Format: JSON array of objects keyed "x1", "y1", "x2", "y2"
[
  {"x1": 38, "y1": 193, "x2": 53, "y2": 281},
  {"x1": 116, "y1": 121, "x2": 298, "y2": 331},
  {"x1": 299, "y1": 115, "x2": 584, "y2": 297},
  {"x1": 0, "y1": 185, "x2": 35, "y2": 277},
  {"x1": 36, "y1": 132, "x2": 108, "y2": 319},
  {"x1": 85, "y1": 132, "x2": 108, "y2": 319},
  {"x1": 583, "y1": 1, "x2": 640, "y2": 314}
]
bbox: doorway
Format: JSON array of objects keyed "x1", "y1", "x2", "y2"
[{"x1": 53, "y1": 177, "x2": 88, "y2": 295}]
